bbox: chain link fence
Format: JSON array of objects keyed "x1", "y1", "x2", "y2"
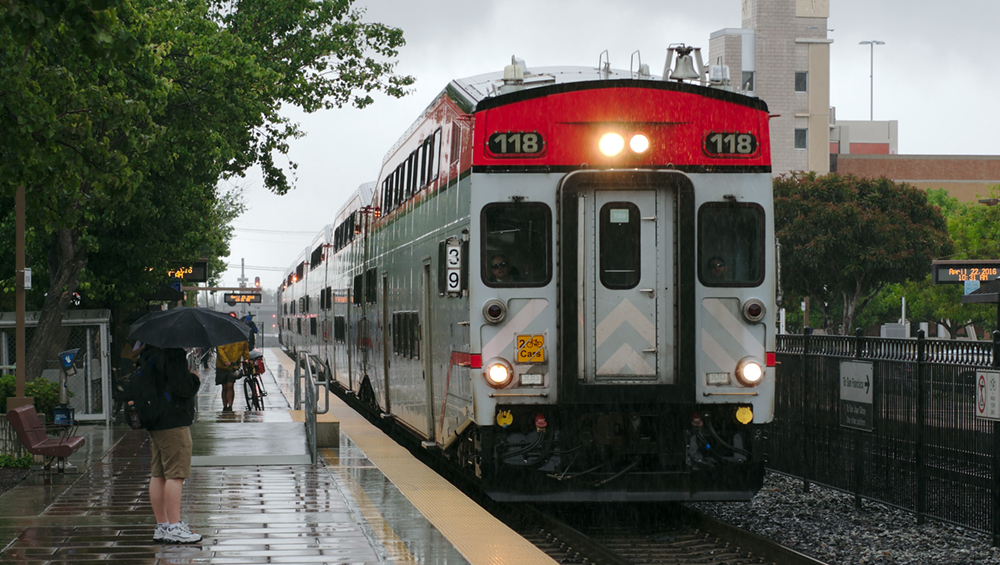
[{"x1": 0, "y1": 310, "x2": 112, "y2": 436}]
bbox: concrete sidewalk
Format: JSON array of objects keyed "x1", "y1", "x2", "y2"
[{"x1": 0, "y1": 348, "x2": 388, "y2": 564}]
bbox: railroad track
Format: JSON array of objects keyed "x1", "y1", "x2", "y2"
[
  {"x1": 332, "y1": 385, "x2": 826, "y2": 564},
  {"x1": 508, "y1": 502, "x2": 828, "y2": 565}
]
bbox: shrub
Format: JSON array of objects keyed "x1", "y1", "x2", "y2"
[
  {"x1": 0, "y1": 375, "x2": 64, "y2": 422},
  {"x1": 0, "y1": 454, "x2": 33, "y2": 468}
]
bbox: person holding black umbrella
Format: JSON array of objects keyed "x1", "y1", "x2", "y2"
[
  {"x1": 137, "y1": 346, "x2": 203, "y2": 544},
  {"x1": 126, "y1": 307, "x2": 252, "y2": 541}
]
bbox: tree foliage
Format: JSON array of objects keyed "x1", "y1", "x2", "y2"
[
  {"x1": 774, "y1": 173, "x2": 952, "y2": 335},
  {"x1": 1, "y1": 0, "x2": 414, "y2": 379}
]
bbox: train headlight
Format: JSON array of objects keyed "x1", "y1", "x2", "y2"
[
  {"x1": 741, "y1": 298, "x2": 766, "y2": 324},
  {"x1": 735, "y1": 357, "x2": 764, "y2": 387},
  {"x1": 483, "y1": 357, "x2": 514, "y2": 388},
  {"x1": 599, "y1": 133, "x2": 625, "y2": 156},
  {"x1": 629, "y1": 134, "x2": 649, "y2": 154},
  {"x1": 482, "y1": 299, "x2": 506, "y2": 324}
]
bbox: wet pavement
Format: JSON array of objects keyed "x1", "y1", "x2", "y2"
[{"x1": 0, "y1": 349, "x2": 470, "y2": 564}]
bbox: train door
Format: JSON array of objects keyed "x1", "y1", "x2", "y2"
[
  {"x1": 559, "y1": 170, "x2": 696, "y2": 403},
  {"x1": 381, "y1": 273, "x2": 392, "y2": 415},
  {"x1": 585, "y1": 189, "x2": 673, "y2": 382},
  {"x1": 421, "y1": 261, "x2": 435, "y2": 440}
]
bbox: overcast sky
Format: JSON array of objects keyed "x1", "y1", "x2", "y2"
[{"x1": 219, "y1": 0, "x2": 1000, "y2": 292}]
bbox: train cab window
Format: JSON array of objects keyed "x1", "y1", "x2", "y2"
[
  {"x1": 481, "y1": 203, "x2": 551, "y2": 287},
  {"x1": 599, "y1": 202, "x2": 641, "y2": 289},
  {"x1": 698, "y1": 203, "x2": 765, "y2": 286}
]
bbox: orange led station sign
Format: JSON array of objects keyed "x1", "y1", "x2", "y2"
[
  {"x1": 932, "y1": 260, "x2": 1000, "y2": 284},
  {"x1": 224, "y1": 293, "x2": 262, "y2": 305}
]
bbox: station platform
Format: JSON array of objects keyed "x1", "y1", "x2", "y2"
[{"x1": 0, "y1": 348, "x2": 555, "y2": 564}]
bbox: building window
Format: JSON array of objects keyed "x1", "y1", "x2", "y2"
[
  {"x1": 794, "y1": 128, "x2": 808, "y2": 149},
  {"x1": 742, "y1": 71, "x2": 755, "y2": 92},
  {"x1": 795, "y1": 71, "x2": 808, "y2": 93}
]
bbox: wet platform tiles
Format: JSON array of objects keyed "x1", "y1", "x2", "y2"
[{"x1": 0, "y1": 347, "x2": 552, "y2": 564}]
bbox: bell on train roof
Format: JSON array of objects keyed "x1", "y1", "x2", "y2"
[{"x1": 663, "y1": 43, "x2": 705, "y2": 83}]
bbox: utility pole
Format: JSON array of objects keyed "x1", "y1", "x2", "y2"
[
  {"x1": 238, "y1": 259, "x2": 248, "y2": 315},
  {"x1": 9, "y1": 185, "x2": 33, "y2": 411}
]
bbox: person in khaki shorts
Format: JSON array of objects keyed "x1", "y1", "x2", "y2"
[{"x1": 140, "y1": 346, "x2": 202, "y2": 544}]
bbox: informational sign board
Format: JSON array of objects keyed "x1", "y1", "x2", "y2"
[
  {"x1": 932, "y1": 260, "x2": 1000, "y2": 284},
  {"x1": 168, "y1": 260, "x2": 209, "y2": 283},
  {"x1": 840, "y1": 360, "x2": 873, "y2": 431},
  {"x1": 965, "y1": 280, "x2": 981, "y2": 295},
  {"x1": 224, "y1": 292, "x2": 262, "y2": 306},
  {"x1": 975, "y1": 371, "x2": 1000, "y2": 421}
]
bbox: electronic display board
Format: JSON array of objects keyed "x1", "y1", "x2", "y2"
[
  {"x1": 932, "y1": 260, "x2": 1000, "y2": 284},
  {"x1": 167, "y1": 260, "x2": 209, "y2": 283},
  {"x1": 224, "y1": 293, "x2": 262, "y2": 305}
]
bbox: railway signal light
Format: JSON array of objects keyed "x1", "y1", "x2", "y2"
[{"x1": 254, "y1": 276, "x2": 260, "y2": 288}]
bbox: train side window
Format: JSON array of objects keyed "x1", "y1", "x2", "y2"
[
  {"x1": 310, "y1": 245, "x2": 322, "y2": 270},
  {"x1": 365, "y1": 268, "x2": 377, "y2": 304},
  {"x1": 599, "y1": 202, "x2": 641, "y2": 289},
  {"x1": 334, "y1": 316, "x2": 346, "y2": 342},
  {"x1": 431, "y1": 129, "x2": 441, "y2": 181},
  {"x1": 481, "y1": 203, "x2": 552, "y2": 287},
  {"x1": 352, "y1": 274, "x2": 363, "y2": 305},
  {"x1": 698, "y1": 202, "x2": 765, "y2": 286},
  {"x1": 391, "y1": 311, "x2": 419, "y2": 358}
]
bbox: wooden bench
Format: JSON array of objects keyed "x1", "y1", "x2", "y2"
[{"x1": 6, "y1": 404, "x2": 85, "y2": 473}]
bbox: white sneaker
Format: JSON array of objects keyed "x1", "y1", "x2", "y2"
[
  {"x1": 153, "y1": 523, "x2": 168, "y2": 542},
  {"x1": 163, "y1": 521, "x2": 203, "y2": 544}
]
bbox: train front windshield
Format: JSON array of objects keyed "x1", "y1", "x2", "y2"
[
  {"x1": 481, "y1": 202, "x2": 551, "y2": 287},
  {"x1": 698, "y1": 203, "x2": 765, "y2": 286}
]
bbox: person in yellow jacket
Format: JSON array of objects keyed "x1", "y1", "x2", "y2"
[{"x1": 216, "y1": 340, "x2": 250, "y2": 412}]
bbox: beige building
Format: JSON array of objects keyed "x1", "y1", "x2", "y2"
[
  {"x1": 710, "y1": 0, "x2": 832, "y2": 175},
  {"x1": 705, "y1": 0, "x2": 999, "y2": 200}
]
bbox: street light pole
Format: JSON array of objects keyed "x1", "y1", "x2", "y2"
[{"x1": 859, "y1": 40, "x2": 885, "y2": 120}]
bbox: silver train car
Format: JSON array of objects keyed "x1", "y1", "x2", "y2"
[{"x1": 280, "y1": 51, "x2": 776, "y2": 502}]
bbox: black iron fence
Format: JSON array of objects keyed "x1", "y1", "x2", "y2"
[{"x1": 772, "y1": 330, "x2": 1000, "y2": 544}]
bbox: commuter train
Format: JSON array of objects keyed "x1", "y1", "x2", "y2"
[{"x1": 279, "y1": 46, "x2": 776, "y2": 502}]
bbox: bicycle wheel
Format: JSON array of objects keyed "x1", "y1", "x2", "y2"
[
  {"x1": 243, "y1": 377, "x2": 253, "y2": 411},
  {"x1": 251, "y1": 377, "x2": 265, "y2": 411}
]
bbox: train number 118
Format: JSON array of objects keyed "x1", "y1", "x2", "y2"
[
  {"x1": 705, "y1": 132, "x2": 758, "y2": 156},
  {"x1": 488, "y1": 131, "x2": 544, "y2": 156}
]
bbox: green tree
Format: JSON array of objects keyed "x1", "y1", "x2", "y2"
[
  {"x1": 774, "y1": 173, "x2": 952, "y2": 335},
  {"x1": 1, "y1": 0, "x2": 414, "y2": 379},
  {"x1": 858, "y1": 187, "x2": 1000, "y2": 339}
]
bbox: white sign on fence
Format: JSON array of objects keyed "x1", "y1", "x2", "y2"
[
  {"x1": 975, "y1": 371, "x2": 1000, "y2": 421},
  {"x1": 840, "y1": 360, "x2": 873, "y2": 431}
]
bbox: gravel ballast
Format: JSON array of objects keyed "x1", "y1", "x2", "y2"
[{"x1": 692, "y1": 472, "x2": 1000, "y2": 564}]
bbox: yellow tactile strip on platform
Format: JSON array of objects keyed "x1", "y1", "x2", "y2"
[
  {"x1": 288, "y1": 409, "x2": 339, "y2": 423},
  {"x1": 269, "y1": 349, "x2": 557, "y2": 565}
]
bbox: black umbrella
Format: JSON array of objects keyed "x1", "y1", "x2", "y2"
[{"x1": 128, "y1": 307, "x2": 251, "y2": 349}]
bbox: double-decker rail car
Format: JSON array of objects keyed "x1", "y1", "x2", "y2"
[{"x1": 280, "y1": 47, "x2": 776, "y2": 502}]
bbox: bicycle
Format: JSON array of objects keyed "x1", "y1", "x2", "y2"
[{"x1": 241, "y1": 354, "x2": 267, "y2": 411}]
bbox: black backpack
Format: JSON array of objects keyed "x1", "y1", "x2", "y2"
[{"x1": 123, "y1": 364, "x2": 169, "y2": 429}]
